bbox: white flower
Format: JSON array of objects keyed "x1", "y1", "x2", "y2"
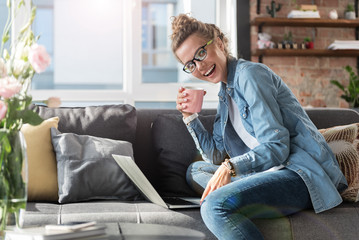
[
  {"x1": 14, "y1": 41, "x2": 29, "y2": 60},
  {"x1": 0, "y1": 58, "x2": 7, "y2": 78},
  {"x1": 12, "y1": 59, "x2": 29, "y2": 77}
]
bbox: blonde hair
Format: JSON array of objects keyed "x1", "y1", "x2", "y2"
[{"x1": 170, "y1": 13, "x2": 230, "y2": 62}]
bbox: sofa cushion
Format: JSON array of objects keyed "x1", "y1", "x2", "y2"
[
  {"x1": 32, "y1": 104, "x2": 137, "y2": 144},
  {"x1": 152, "y1": 114, "x2": 214, "y2": 197},
  {"x1": 21, "y1": 117, "x2": 60, "y2": 202},
  {"x1": 51, "y1": 128, "x2": 142, "y2": 203},
  {"x1": 319, "y1": 123, "x2": 359, "y2": 202}
]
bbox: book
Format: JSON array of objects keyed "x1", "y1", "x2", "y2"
[
  {"x1": 300, "y1": 4, "x2": 318, "y2": 11},
  {"x1": 4, "y1": 224, "x2": 107, "y2": 240},
  {"x1": 287, "y1": 10, "x2": 320, "y2": 18},
  {"x1": 328, "y1": 40, "x2": 359, "y2": 50}
]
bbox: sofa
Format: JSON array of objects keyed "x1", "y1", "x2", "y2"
[{"x1": 20, "y1": 104, "x2": 359, "y2": 240}]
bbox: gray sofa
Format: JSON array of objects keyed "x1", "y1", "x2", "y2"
[{"x1": 21, "y1": 105, "x2": 359, "y2": 240}]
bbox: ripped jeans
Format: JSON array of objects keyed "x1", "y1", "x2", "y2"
[{"x1": 186, "y1": 161, "x2": 312, "y2": 240}]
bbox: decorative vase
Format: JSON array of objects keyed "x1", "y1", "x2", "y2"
[
  {"x1": 305, "y1": 41, "x2": 314, "y2": 49},
  {"x1": 345, "y1": 11, "x2": 356, "y2": 20},
  {"x1": 0, "y1": 131, "x2": 27, "y2": 237},
  {"x1": 329, "y1": 9, "x2": 338, "y2": 19}
]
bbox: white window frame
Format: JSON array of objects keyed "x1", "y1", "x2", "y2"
[{"x1": 19, "y1": 0, "x2": 237, "y2": 107}]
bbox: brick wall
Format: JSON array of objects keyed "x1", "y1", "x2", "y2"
[{"x1": 249, "y1": 0, "x2": 357, "y2": 107}]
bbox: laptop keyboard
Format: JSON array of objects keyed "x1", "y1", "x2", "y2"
[{"x1": 163, "y1": 197, "x2": 199, "y2": 205}]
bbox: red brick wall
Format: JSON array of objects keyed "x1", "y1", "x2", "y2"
[{"x1": 249, "y1": 0, "x2": 357, "y2": 107}]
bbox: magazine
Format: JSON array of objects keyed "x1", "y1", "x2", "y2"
[{"x1": 5, "y1": 223, "x2": 107, "y2": 240}]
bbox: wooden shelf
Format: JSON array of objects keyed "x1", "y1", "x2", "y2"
[
  {"x1": 251, "y1": 17, "x2": 359, "y2": 28},
  {"x1": 252, "y1": 49, "x2": 359, "y2": 57}
]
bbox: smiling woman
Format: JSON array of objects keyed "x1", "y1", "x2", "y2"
[{"x1": 172, "y1": 13, "x2": 348, "y2": 240}]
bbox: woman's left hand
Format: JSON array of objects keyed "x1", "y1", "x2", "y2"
[{"x1": 201, "y1": 164, "x2": 231, "y2": 203}]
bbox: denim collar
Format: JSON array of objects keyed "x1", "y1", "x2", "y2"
[{"x1": 219, "y1": 57, "x2": 238, "y2": 99}]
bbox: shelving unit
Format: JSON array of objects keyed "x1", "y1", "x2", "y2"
[
  {"x1": 252, "y1": 0, "x2": 359, "y2": 66},
  {"x1": 252, "y1": 17, "x2": 359, "y2": 29},
  {"x1": 251, "y1": 17, "x2": 359, "y2": 63},
  {"x1": 253, "y1": 49, "x2": 359, "y2": 57}
]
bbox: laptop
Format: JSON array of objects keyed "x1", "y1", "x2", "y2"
[{"x1": 112, "y1": 154, "x2": 200, "y2": 209}]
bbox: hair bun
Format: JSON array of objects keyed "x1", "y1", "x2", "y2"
[{"x1": 171, "y1": 13, "x2": 196, "y2": 41}]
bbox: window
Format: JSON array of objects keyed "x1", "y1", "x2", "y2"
[
  {"x1": 2, "y1": 0, "x2": 237, "y2": 108},
  {"x1": 142, "y1": 1, "x2": 177, "y2": 83}
]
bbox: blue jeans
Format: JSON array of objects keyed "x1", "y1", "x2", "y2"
[{"x1": 187, "y1": 161, "x2": 312, "y2": 240}]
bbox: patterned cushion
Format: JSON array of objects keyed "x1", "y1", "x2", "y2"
[{"x1": 319, "y1": 123, "x2": 359, "y2": 202}]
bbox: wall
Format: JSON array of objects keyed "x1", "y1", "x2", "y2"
[{"x1": 249, "y1": 0, "x2": 357, "y2": 108}]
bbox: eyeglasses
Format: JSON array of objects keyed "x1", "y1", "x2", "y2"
[{"x1": 183, "y1": 39, "x2": 213, "y2": 73}]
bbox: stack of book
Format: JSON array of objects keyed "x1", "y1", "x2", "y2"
[{"x1": 328, "y1": 40, "x2": 359, "y2": 50}]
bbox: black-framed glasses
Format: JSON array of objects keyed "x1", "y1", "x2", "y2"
[{"x1": 183, "y1": 39, "x2": 213, "y2": 73}]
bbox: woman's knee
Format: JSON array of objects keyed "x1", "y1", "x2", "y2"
[{"x1": 186, "y1": 161, "x2": 218, "y2": 194}]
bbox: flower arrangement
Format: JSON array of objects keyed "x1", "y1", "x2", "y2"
[
  {"x1": 0, "y1": 0, "x2": 51, "y2": 130},
  {"x1": 0, "y1": 0, "x2": 51, "y2": 231}
]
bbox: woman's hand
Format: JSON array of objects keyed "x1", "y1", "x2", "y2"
[
  {"x1": 200, "y1": 164, "x2": 231, "y2": 203},
  {"x1": 176, "y1": 87, "x2": 192, "y2": 118}
]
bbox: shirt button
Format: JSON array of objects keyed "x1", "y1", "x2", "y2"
[
  {"x1": 242, "y1": 114, "x2": 246, "y2": 118},
  {"x1": 274, "y1": 129, "x2": 279, "y2": 133}
]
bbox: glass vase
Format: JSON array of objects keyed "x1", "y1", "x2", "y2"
[{"x1": 0, "y1": 131, "x2": 28, "y2": 237}]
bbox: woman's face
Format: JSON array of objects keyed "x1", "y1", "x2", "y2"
[{"x1": 175, "y1": 34, "x2": 228, "y2": 84}]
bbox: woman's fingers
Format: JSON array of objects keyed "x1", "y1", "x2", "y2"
[
  {"x1": 176, "y1": 87, "x2": 189, "y2": 112},
  {"x1": 201, "y1": 185, "x2": 211, "y2": 203}
]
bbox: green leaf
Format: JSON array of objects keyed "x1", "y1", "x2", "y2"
[
  {"x1": 330, "y1": 80, "x2": 345, "y2": 91},
  {"x1": 0, "y1": 130, "x2": 9, "y2": 142},
  {"x1": 0, "y1": 134, "x2": 11, "y2": 153},
  {"x1": 19, "y1": 109, "x2": 43, "y2": 126}
]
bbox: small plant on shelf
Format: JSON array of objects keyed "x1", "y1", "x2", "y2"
[
  {"x1": 345, "y1": 4, "x2": 356, "y2": 19},
  {"x1": 283, "y1": 32, "x2": 292, "y2": 49},
  {"x1": 330, "y1": 65, "x2": 359, "y2": 108},
  {"x1": 303, "y1": 37, "x2": 314, "y2": 49},
  {"x1": 346, "y1": 4, "x2": 355, "y2": 12},
  {"x1": 266, "y1": 0, "x2": 282, "y2": 18}
]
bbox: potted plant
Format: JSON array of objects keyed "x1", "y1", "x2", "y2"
[
  {"x1": 283, "y1": 32, "x2": 293, "y2": 49},
  {"x1": 345, "y1": 4, "x2": 356, "y2": 19},
  {"x1": 304, "y1": 37, "x2": 314, "y2": 49},
  {"x1": 330, "y1": 65, "x2": 359, "y2": 108}
]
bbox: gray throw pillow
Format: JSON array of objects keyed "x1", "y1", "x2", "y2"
[
  {"x1": 31, "y1": 104, "x2": 137, "y2": 144},
  {"x1": 51, "y1": 128, "x2": 142, "y2": 203}
]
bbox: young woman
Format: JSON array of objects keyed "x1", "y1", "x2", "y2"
[{"x1": 171, "y1": 14, "x2": 347, "y2": 240}]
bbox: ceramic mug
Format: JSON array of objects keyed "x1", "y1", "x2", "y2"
[{"x1": 182, "y1": 87, "x2": 204, "y2": 113}]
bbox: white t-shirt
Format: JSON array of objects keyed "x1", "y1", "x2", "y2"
[{"x1": 228, "y1": 97, "x2": 284, "y2": 172}]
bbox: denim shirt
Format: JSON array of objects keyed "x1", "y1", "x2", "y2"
[{"x1": 186, "y1": 58, "x2": 347, "y2": 213}]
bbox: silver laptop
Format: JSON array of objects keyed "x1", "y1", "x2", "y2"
[{"x1": 112, "y1": 154, "x2": 200, "y2": 209}]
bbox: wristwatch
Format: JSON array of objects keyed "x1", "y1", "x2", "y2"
[{"x1": 222, "y1": 159, "x2": 236, "y2": 177}]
